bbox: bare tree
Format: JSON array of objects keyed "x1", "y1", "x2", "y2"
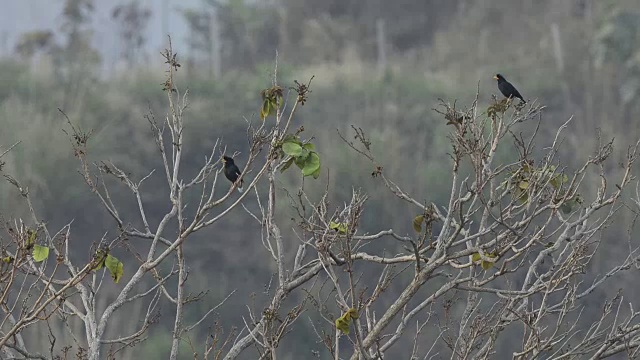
[
  {"x1": 324, "y1": 97, "x2": 640, "y2": 359},
  {"x1": 1, "y1": 41, "x2": 640, "y2": 360}
]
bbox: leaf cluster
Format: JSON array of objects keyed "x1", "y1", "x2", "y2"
[
  {"x1": 279, "y1": 134, "x2": 321, "y2": 178},
  {"x1": 503, "y1": 162, "x2": 581, "y2": 214}
]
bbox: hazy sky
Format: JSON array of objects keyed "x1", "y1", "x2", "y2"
[{"x1": 0, "y1": 0, "x2": 202, "y2": 68}]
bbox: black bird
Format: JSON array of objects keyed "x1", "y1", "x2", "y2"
[
  {"x1": 494, "y1": 74, "x2": 526, "y2": 103},
  {"x1": 222, "y1": 156, "x2": 244, "y2": 193}
]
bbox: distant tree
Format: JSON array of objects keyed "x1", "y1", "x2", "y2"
[
  {"x1": 52, "y1": 0, "x2": 100, "y2": 107},
  {"x1": 276, "y1": 0, "x2": 462, "y2": 62},
  {"x1": 14, "y1": 30, "x2": 54, "y2": 59},
  {"x1": 181, "y1": 8, "x2": 213, "y2": 76},
  {"x1": 592, "y1": 8, "x2": 640, "y2": 114},
  {"x1": 182, "y1": 0, "x2": 280, "y2": 75},
  {"x1": 111, "y1": 2, "x2": 152, "y2": 67},
  {"x1": 11, "y1": 0, "x2": 99, "y2": 109},
  {"x1": 2, "y1": 41, "x2": 640, "y2": 360},
  {"x1": 211, "y1": 0, "x2": 279, "y2": 69},
  {"x1": 57, "y1": 0, "x2": 96, "y2": 61}
]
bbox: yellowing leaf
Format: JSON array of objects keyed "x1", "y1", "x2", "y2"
[
  {"x1": 32, "y1": 244, "x2": 49, "y2": 262},
  {"x1": 413, "y1": 215, "x2": 424, "y2": 233},
  {"x1": 105, "y1": 254, "x2": 124, "y2": 283},
  {"x1": 330, "y1": 221, "x2": 348, "y2": 234},
  {"x1": 480, "y1": 252, "x2": 498, "y2": 270},
  {"x1": 260, "y1": 99, "x2": 271, "y2": 120},
  {"x1": 518, "y1": 181, "x2": 529, "y2": 190},
  {"x1": 268, "y1": 98, "x2": 279, "y2": 112},
  {"x1": 515, "y1": 189, "x2": 529, "y2": 204},
  {"x1": 471, "y1": 253, "x2": 481, "y2": 262},
  {"x1": 2, "y1": 256, "x2": 13, "y2": 264},
  {"x1": 481, "y1": 260, "x2": 494, "y2": 270},
  {"x1": 335, "y1": 308, "x2": 358, "y2": 335},
  {"x1": 27, "y1": 229, "x2": 37, "y2": 246},
  {"x1": 335, "y1": 317, "x2": 350, "y2": 335},
  {"x1": 346, "y1": 308, "x2": 359, "y2": 320},
  {"x1": 260, "y1": 86, "x2": 283, "y2": 120},
  {"x1": 92, "y1": 249, "x2": 107, "y2": 271}
]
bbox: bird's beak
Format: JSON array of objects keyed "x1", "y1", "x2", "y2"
[{"x1": 493, "y1": 75, "x2": 499, "y2": 80}]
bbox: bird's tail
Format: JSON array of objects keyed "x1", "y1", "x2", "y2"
[
  {"x1": 237, "y1": 180, "x2": 244, "y2": 193},
  {"x1": 237, "y1": 186, "x2": 244, "y2": 193}
]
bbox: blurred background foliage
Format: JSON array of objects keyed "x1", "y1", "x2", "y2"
[{"x1": 1, "y1": 0, "x2": 640, "y2": 358}]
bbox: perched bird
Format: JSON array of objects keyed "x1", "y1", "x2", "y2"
[
  {"x1": 494, "y1": 74, "x2": 526, "y2": 103},
  {"x1": 222, "y1": 156, "x2": 243, "y2": 193}
]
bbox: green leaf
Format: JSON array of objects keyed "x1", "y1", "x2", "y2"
[
  {"x1": 302, "y1": 152, "x2": 321, "y2": 176},
  {"x1": 282, "y1": 134, "x2": 297, "y2": 143},
  {"x1": 105, "y1": 254, "x2": 124, "y2": 283},
  {"x1": 303, "y1": 143, "x2": 315, "y2": 151},
  {"x1": 560, "y1": 202, "x2": 573, "y2": 214},
  {"x1": 550, "y1": 174, "x2": 568, "y2": 189},
  {"x1": 294, "y1": 151, "x2": 310, "y2": 169},
  {"x1": 93, "y1": 259, "x2": 104, "y2": 271},
  {"x1": 311, "y1": 167, "x2": 321, "y2": 179},
  {"x1": 412, "y1": 215, "x2": 424, "y2": 233},
  {"x1": 2, "y1": 256, "x2": 13, "y2": 264},
  {"x1": 280, "y1": 157, "x2": 295, "y2": 173},
  {"x1": 282, "y1": 141, "x2": 303, "y2": 157},
  {"x1": 32, "y1": 244, "x2": 49, "y2": 262},
  {"x1": 330, "y1": 221, "x2": 348, "y2": 234},
  {"x1": 559, "y1": 196, "x2": 583, "y2": 215}
]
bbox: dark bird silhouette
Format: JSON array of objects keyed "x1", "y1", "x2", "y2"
[
  {"x1": 494, "y1": 74, "x2": 526, "y2": 103},
  {"x1": 222, "y1": 156, "x2": 243, "y2": 193}
]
